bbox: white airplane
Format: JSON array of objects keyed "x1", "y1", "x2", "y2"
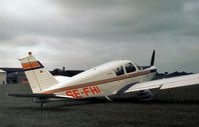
[{"x1": 8, "y1": 51, "x2": 199, "y2": 107}]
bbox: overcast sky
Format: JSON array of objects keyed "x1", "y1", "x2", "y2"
[{"x1": 0, "y1": 0, "x2": 199, "y2": 73}]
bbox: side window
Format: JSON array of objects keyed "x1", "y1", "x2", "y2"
[
  {"x1": 125, "y1": 63, "x2": 136, "y2": 73},
  {"x1": 115, "y1": 66, "x2": 125, "y2": 76}
]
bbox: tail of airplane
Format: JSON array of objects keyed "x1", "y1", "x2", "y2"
[{"x1": 19, "y1": 52, "x2": 58, "y2": 93}]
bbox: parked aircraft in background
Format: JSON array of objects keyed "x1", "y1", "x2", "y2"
[{"x1": 8, "y1": 51, "x2": 199, "y2": 107}]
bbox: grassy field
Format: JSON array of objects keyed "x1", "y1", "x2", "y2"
[{"x1": 0, "y1": 84, "x2": 199, "y2": 127}]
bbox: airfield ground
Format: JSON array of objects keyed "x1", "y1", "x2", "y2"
[{"x1": 0, "y1": 84, "x2": 199, "y2": 127}]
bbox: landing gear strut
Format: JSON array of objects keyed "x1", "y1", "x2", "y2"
[
  {"x1": 105, "y1": 96, "x2": 112, "y2": 101},
  {"x1": 40, "y1": 103, "x2": 45, "y2": 108}
]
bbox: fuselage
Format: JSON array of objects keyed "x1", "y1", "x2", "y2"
[
  {"x1": 11, "y1": 51, "x2": 199, "y2": 106},
  {"x1": 41, "y1": 60, "x2": 157, "y2": 99}
]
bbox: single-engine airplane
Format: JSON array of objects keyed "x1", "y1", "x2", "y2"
[{"x1": 8, "y1": 51, "x2": 199, "y2": 107}]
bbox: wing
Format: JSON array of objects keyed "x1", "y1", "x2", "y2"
[{"x1": 124, "y1": 73, "x2": 199, "y2": 93}]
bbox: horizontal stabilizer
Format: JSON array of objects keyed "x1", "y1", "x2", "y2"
[
  {"x1": 7, "y1": 92, "x2": 74, "y2": 99},
  {"x1": 7, "y1": 92, "x2": 56, "y2": 97}
]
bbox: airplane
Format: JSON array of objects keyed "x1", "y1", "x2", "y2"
[{"x1": 8, "y1": 51, "x2": 199, "y2": 107}]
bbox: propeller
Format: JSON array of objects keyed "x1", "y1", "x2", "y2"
[{"x1": 150, "y1": 50, "x2": 155, "y2": 66}]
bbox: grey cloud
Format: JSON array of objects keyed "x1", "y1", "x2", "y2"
[{"x1": 0, "y1": 0, "x2": 199, "y2": 73}]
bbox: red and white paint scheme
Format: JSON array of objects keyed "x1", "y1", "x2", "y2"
[{"x1": 8, "y1": 51, "x2": 199, "y2": 107}]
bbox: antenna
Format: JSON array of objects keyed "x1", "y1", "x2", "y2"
[{"x1": 67, "y1": 44, "x2": 90, "y2": 69}]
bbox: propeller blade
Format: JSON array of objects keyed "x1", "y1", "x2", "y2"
[{"x1": 150, "y1": 50, "x2": 155, "y2": 66}]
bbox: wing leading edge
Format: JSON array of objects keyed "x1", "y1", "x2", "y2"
[{"x1": 124, "y1": 73, "x2": 199, "y2": 93}]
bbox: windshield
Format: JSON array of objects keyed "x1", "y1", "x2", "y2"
[{"x1": 125, "y1": 63, "x2": 136, "y2": 73}]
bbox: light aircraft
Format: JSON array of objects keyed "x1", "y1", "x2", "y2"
[{"x1": 8, "y1": 51, "x2": 199, "y2": 107}]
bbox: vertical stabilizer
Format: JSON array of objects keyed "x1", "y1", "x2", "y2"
[{"x1": 19, "y1": 52, "x2": 58, "y2": 93}]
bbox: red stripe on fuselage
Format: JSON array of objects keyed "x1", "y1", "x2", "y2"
[{"x1": 41, "y1": 70, "x2": 151, "y2": 94}]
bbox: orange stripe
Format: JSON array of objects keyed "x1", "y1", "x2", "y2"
[
  {"x1": 41, "y1": 70, "x2": 151, "y2": 94},
  {"x1": 22, "y1": 63, "x2": 31, "y2": 70},
  {"x1": 22, "y1": 62, "x2": 40, "y2": 70}
]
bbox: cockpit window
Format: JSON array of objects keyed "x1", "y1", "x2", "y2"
[
  {"x1": 115, "y1": 66, "x2": 125, "y2": 76},
  {"x1": 125, "y1": 63, "x2": 136, "y2": 73}
]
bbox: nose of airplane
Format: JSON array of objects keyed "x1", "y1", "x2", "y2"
[{"x1": 150, "y1": 66, "x2": 157, "y2": 72}]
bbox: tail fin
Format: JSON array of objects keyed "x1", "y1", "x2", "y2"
[{"x1": 19, "y1": 52, "x2": 58, "y2": 93}]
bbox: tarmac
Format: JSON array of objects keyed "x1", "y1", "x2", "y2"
[{"x1": 0, "y1": 84, "x2": 199, "y2": 127}]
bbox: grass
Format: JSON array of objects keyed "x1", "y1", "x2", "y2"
[{"x1": 0, "y1": 84, "x2": 199, "y2": 127}]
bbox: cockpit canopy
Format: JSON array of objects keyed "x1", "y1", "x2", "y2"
[{"x1": 114, "y1": 62, "x2": 138, "y2": 76}]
